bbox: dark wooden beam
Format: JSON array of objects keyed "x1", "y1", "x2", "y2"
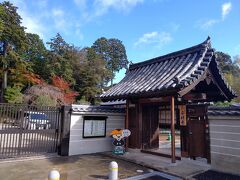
[
  {"x1": 170, "y1": 96, "x2": 176, "y2": 163},
  {"x1": 125, "y1": 99, "x2": 129, "y2": 149},
  {"x1": 183, "y1": 93, "x2": 206, "y2": 101},
  {"x1": 139, "y1": 97, "x2": 170, "y2": 104}
]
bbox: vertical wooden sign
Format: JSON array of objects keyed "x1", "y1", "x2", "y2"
[{"x1": 179, "y1": 105, "x2": 186, "y2": 126}]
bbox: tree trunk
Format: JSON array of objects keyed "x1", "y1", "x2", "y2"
[
  {"x1": 1, "y1": 42, "x2": 8, "y2": 102},
  {"x1": 0, "y1": 64, "x2": 7, "y2": 103}
]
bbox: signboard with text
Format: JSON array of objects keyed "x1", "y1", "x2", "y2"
[{"x1": 179, "y1": 105, "x2": 187, "y2": 126}]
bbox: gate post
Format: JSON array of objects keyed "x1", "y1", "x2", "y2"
[{"x1": 58, "y1": 105, "x2": 72, "y2": 156}]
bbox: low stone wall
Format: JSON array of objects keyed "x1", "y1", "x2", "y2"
[{"x1": 208, "y1": 106, "x2": 240, "y2": 175}]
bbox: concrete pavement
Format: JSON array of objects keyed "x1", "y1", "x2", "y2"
[
  {"x1": 0, "y1": 154, "x2": 151, "y2": 180},
  {"x1": 103, "y1": 149, "x2": 211, "y2": 179}
]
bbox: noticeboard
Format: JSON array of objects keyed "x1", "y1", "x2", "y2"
[{"x1": 83, "y1": 116, "x2": 107, "y2": 138}]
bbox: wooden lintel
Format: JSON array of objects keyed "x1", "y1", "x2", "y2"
[
  {"x1": 183, "y1": 93, "x2": 207, "y2": 101},
  {"x1": 139, "y1": 97, "x2": 171, "y2": 104}
]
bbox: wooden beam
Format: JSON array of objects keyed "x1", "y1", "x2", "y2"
[
  {"x1": 139, "y1": 97, "x2": 170, "y2": 104},
  {"x1": 125, "y1": 99, "x2": 129, "y2": 149},
  {"x1": 170, "y1": 96, "x2": 176, "y2": 163},
  {"x1": 183, "y1": 93, "x2": 207, "y2": 101}
]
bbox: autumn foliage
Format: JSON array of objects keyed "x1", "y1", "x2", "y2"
[
  {"x1": 51, "y1": 76, "x2": 78, "y2": 104},
  {"x1": 24, "y1": 73, "x2": 44, "y2": 85}
]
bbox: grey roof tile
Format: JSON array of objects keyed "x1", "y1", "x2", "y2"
[
  {"x1": 71, "y1": 105, "x2": 125, "y2": 113},
  {"x1": 100, "y1": 37, "x2": 236, "y2": 101},
  {"x1": 208, "y1": 106, "x2": 240, "y2": 116}
]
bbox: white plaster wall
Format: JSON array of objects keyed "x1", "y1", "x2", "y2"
[
  {"x1": 209, "y1": 116, "x2": 240, "y2": 175},
  {"x1": 69, "y1": 112, "x2": 125, "y2": 156}
]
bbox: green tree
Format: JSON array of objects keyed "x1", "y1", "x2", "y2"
[
  {"x1": 215, "y1": 51, "x2": 240, "y2": 76},
  {"x1": 92, "y1": 37, "x2": 128, "y2": 86},
  {"x1": 23, "y1": 33, "x2": 47, "y2": 79},
  {"x1": 72, "y1": 48, "x2": 107, "y2": 104},
  {"x1": 215, "y1": 51, "x2": 240, "y2": 102},
  {"x1": 0, "y1": 1, "x2": 28, "y2": 102},
  {"x1": 46, "y1": 33, "x2": 75, "y2": 84}
]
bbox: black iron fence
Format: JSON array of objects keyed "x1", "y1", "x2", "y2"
[{"x1": 0, "y1": 103, "x2": 62, "y2": 158}]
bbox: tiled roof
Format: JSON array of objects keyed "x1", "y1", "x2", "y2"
[
  {"x1": 100, "y1": 99, "x2": 126, "y2": 106},
  {"x1": 208, "y1": 106, "x2": 240, "y2": 116},
  {"x1": 71, "y1": 105, "x2": 125, "y2": 113},
  {"x1": 100, "y1": 37, "x2": 236, "y2": 101}
]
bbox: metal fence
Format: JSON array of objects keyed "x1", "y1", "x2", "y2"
[{"x1": 0, "y1": 103, "x2": 62, "y2": 159}]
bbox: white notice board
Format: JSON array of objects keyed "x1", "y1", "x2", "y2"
[{"x1": 83, "y1": 117, "x2": 106, "y2": 138}]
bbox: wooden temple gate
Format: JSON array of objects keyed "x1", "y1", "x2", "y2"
[{"x1": 100, "y1": 37, "x2": 236, "y2": 163}]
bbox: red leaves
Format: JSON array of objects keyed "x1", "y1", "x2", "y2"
[
  {"x1": 51, "y1": 76, "x2": 78, "y2": 104},
  {"x1": 51, "y1": 76, "x2": 69, "y2": 91}
]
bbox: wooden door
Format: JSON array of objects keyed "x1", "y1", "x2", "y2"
[
  {"x1": 128, "y1": 106, "x2": 139, "y2": 148},
  {"x1": 142, "y1": 104, "x2": 159, "y2": 149},
  {"x1": 188, "y1": 118, "x2": 206, "y2": 158}
]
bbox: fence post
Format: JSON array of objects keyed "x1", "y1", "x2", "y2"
[{"x1": 58, "y1": 105, "x2": 72, "y2": 156}]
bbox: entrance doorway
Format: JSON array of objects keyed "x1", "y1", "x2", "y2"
[
  {"x1": 141, "y1": 103, "x2": 181, "y2": 159},
  {"x1": 187, "y1": 105, "x2": 210, "y2": 163}
]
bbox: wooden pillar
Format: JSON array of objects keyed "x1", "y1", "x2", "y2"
[
  {"x1": 138, "y1": 102, "x2": 143, "y2": 149},
  {"x1": 125, "y1": 99, "x2": 129, "y2": 149},
  {"x1": 171, "y1": 96, "x2": 176, "y2": 163},
  {"x1": 59, "y1": 105, "x2": 72, "y2": 156}
]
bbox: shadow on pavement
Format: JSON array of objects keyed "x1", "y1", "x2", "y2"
[{"x1": 193, "y1": 170, "x2": 240, "y2": 180}]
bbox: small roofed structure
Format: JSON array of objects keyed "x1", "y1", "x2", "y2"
[
  {"x1": 101, "y1": 37, "x2": 236, "y2": 102},
  {"x1": 100, "y1": 37, "x2": 237, "y2": 163}
]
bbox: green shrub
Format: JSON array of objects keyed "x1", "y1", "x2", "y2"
[
  {"x1": 34, "y1": 95, "x2": 57, "y2": 106},
  {"x1": 4, "y1": 86, "x2": 23, "y2": 104}
]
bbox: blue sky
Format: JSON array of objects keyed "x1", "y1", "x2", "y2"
[{"x1": 4, "y1": 0, "x2": 240, "y2": 83}]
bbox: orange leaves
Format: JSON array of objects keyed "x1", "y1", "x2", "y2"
[
  {"x1": 51, "y1": 76, "x2": 70, "y2": 91},
  {"x1": 51, "y1": 76, "x2": 78, "y2": 104},
  {"x1": 23, "y1": 72, "x2": 44, "y2": 85}
]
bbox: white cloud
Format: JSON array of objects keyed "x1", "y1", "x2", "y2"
[
  {"x1": 222, "y1": 2, "x2": 232, "y2": 20},
  {"x1": 74, "y1": 0, "x2": 144, "y2": 20},
  {"x1": 134, "y1": 31, "x2": 172, "y2": 48},
  {"x1": 37, "y1": 0, "x2": 48, "y2": 9},
  {"x1": 198, "y1": 2, "x2": 232, "y2": 30},
  {"x1": 51, "y1": 9, "x2": 69, "y2": 32},
  {"x1": 74, "y1": 0, "x2": 87, "y2": 9},
  {"x1": 94, "y1": 0, "x2": 144, "y2": 16},
  {"x1": 7, "y1": 0, "x2": 50, "y2": 40},
  {"x1": 52, "y1": 9, "x2": 64, "y2": 17},
  {"x1": 21, "y1": 13, "x2": 46, "y2": 38},
  {"x1": 200, "y1": 19, "x2": 219, "y2": 30}
]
